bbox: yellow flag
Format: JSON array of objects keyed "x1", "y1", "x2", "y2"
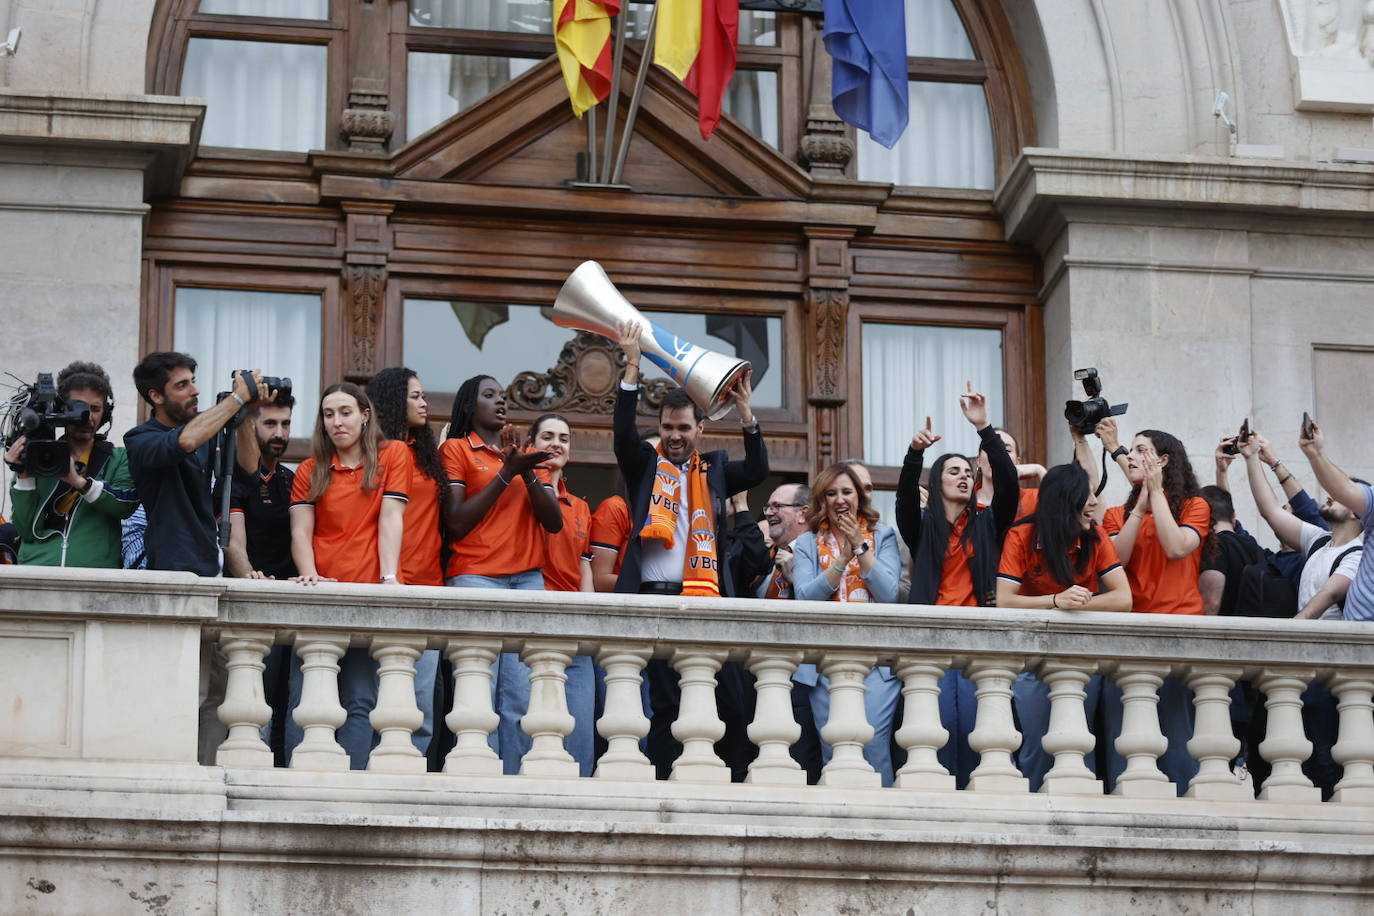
[
  {"x1": 554, "y1": 0, "x2": 616, "y2": 117},
  {"x1": 654, "y1": 0, "x2": 702, "y2": 82}
]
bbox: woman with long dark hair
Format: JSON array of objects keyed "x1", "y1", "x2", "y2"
[
  {"x1": 367, "y1": 367, "x2": 446, "y2": 762},
  {"x1": 440, "y1": 374, "x2": 563, "y2": 772},
  {"x1": 288, "y1": 382, "x2": 411, "y2": 769},
  {"x1": 1096, "y1": 420, "x2": 1211, "y2": 792},
  {"x1": 997, "y1": 462, "x2": 1131, "y2": 789},
  {"x1": 893, "y1": 382, "x2": 1019, "y2": 786},
  {"x1": 790, "y1": 462, "x2": 902, "y2": 783}
]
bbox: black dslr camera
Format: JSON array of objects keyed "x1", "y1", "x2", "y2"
[
  {"x1": 1064, "y1": 367, "x2": 1128, "y2": 436},
  {"x1": 3, "y1": 373, "x2": 92, "y2": 477}
]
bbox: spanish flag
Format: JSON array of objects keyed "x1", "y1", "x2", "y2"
[
  {"x1": 655, "y1": 0, "x2": 738, "y2": 139},
  {"x1": 554, "y1": 0, "x2": 622, "y2": 118}
]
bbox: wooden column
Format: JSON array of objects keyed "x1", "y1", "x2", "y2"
[
  {"x1": 342, "y1": 201, "x2": 393, "y2": 383},
  {"x1": 805, "y1": 228, "x2": 855, "y2": 475}
]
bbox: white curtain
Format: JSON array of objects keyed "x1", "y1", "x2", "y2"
[
  {"x1": 182, "y1": 38, "x2": 327, "y2": 151},
  {"x1": 722, "y1": 69, "x2": 778, "y2": 147},
  {"x1": 407, "y1": 0, "x2": 549, "y2": 32},
  {"x1": 198, "y1": 0, "x2": 328, "y2": 19},
  {"x1": 861, "y1": 322, "x2": 1003, "y2": 467},
  {"x1": 174, "y1": 288, "x2": 322, "y2": 433},
  {"x1": 906, "y1": 0, "x2": 975, "y2": 59},
  {"x1": 857, "y1": 80, "x2": 995, "y2": 189},
  {"x1": 407, "y1": 53, "x2": 539, "y2": 140}
]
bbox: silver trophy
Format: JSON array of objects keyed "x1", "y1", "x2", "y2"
[{"x1": 552, "y1": 260, "x2": 749, "y2": 420}]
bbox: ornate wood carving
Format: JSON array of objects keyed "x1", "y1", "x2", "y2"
[
  {"x1": 800, "y1": 109, "x2": 854, "y2": 178},
  {"x1": 342, "y1": 78, "x2": 394, "y2": 153},
  {"x1": 809, "y1": 285, "x2": 848, "y2": 406},
  {"x1": 344, "y1": 264, "x2": 384, "y2": 381},
  {"x1": 506, "y1": 330, "x2": 675, "y2": 416}
]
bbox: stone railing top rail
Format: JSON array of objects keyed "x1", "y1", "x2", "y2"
[{"x1": 3, "y1": 566, "x2": 1371, "y2": 672}]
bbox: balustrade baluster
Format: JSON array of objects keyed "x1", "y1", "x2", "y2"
[
  {"x1": 594, "y1": 645, "x2": 654, "y2": 780},
  {"x1": 519, "y1": 640, "x2": 579, "y2": 777},
  {"x1": 1109, "y1": 662, "x2": 1172, "y2": 797},
  {"x1": 443, "y1": 639, "x2": 503, "y2": 776},
  {"x1": 1256, "y1": 668, "x2": 1319, "y2": 801},
  {"x1": 1329, "y1": 671, "x2": 1374, "y2": 804},
  {"x1": 670, "y1": 647, "x2": 730, "y2": 782},
  {"x1": 214, "y1": 629, "x2": 274, "y2": 768},
  {"x1": 966, "y1": 657, "x2": 1029, "y2": 793},
  {"x1": 367, "y1": 636, "x2": 427, "y2": 773},
  {"x1": 818, "y1": 652, "x2": 880, "y2": 788},
  {"x1": 746, "y1": 650, "x2": 805, "y2": 785},
  {"x1": 1038, "y1": 660, "x2": 1101, "y2": 795},
  {"x1": 892, "y1": 655, "x2": 954, "y2": 790},
  {"x1": 290, "y1": 631, "x2": 350, "y2": 771},
  {"x1": 1185, "y1": 666, "x2": 1249, "y2": 799}
]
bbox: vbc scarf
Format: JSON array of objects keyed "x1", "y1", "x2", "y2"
[
  {"x1": 816, "y1": 519, "x2": 877, "y2": 602},
  {"x1": 641, "y1": 448, "x2": 720, "y2": 597}
]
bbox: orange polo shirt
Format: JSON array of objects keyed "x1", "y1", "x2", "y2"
[
  {"x1": 935, "y1": 512, "x2": 978, "y2": 607},
  {"x1": 1103, "y1": 496, "x2": 1210, "y2": 614},
  {"x1": 997, "y1": 522, "x2": 1122, "y2": 596},
  {"x1": 398, "y1": 442, "x2": 444, "y2": 587},
  {"x1": 290, "y1": 440, "x2": 410, "y2": 584},
  {"x1": 544, "y1": 479, "x2": 592, "y2": 593},
  {"x1": 590, "y1": 494, "x2": 631, "y2": 576},
  {"x1": 440, "y1": 434, "x2": 551, "y2": 579}
]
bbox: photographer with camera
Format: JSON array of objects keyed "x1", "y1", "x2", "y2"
[
  {"x1": 4, "y1": 361, "x2": 138, "y2": 567},
  {"x1": 124, "y1": 352, "x2": 275, "y2": 577}
]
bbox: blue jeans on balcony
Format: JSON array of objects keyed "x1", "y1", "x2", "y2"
[
  {"x1": 283, "y1": 648, "x2": 379, "y2": 770},
  {"x1": 1012, "y1": 672, "x2": 1106, "y2": 791},
  {"x1": 795, "y1": 663, "x2": 902, "y2": 786},
  {"x1": 447, "y1": 569, "x2": 597, "y2": 776},
  {"x1": 937, "y1": 669, "x2": 980, "y2": 789},
  {"x1": 1103, "y1": 675, "x2": 1198, "y2": 795}
]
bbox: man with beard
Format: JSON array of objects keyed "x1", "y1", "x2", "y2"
[
  {"x1": 5, "y1": 361, "x2": 139, "y2": 567},
  {"x1": 125, "y1": 352, "x2": 272, "y2": 576},
  {"x1": 225, "y1": 394, "x2": 298, "y2": 580}
]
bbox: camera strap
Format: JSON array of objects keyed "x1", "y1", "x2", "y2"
[
  {"x1": 241, "y1": 372, "x2": 259, "y2": 404},
  {"x1": 1095, "y1": 447, "x2": 1111, "y2": 498}
]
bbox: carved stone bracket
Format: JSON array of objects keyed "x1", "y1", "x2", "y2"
[
  {"x1": 506, "y1": 330, "x2": 674, "y2": 416},
  {"x1": 344, "y1": 264, "x2": 384, "y2": 382},
  {"x1": 342, "y1": 78, "x2": 395, "y2": 152}
]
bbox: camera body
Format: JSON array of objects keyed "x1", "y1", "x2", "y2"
[
  {"x1": 4, "y1": 373, "x2": 93, "y2": 477},
  {"x1": 1064, "y1": 367, "x2": 1128, "y2": 436},
  {"x1": 236, "y1": 370, "x2": 292, "y2": 404}
]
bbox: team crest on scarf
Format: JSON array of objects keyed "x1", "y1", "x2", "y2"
[{"x1": 642, "y1": 448, "x2": 720, "y2": 597}]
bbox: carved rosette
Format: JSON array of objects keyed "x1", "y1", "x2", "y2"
[
  {"x1": 809, "y1": 286, "x2": 849, "y2": 406},
  {"x1": 345, "y1": 265, "x2": 384, "y2": 381},
  {"x1": 342, "y1": 85, "x2": 395, "y2": 152},
  {"x1": 800, "y1": 116, "x2": 855, "y2": 178},
  {"x1": 506, "y1": 330, "x2": 674, "y2": 416}
]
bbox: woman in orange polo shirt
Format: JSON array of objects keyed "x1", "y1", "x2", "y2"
[
  {"x1": 288, "y1": 382, "x2": 410, "y2": 769},
  {"x1": 527, "y1": 413, "x2": 598, "y2": 774},
  {"x1": 440, "y1": 375, "x2": 563, "y2": 773},
  {"x1": 368, "y1": 367, "x2": 445, "y2": 764},
  {"x1": 996, "y1": 462, "x2": 1131, "y2": 790},
  {"x1": 1098, "y1": 422, "x2": 1210, "y2": 793}
]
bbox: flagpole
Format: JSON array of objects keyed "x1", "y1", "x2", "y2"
[
  {"x1": 600, "y1": 8, "x2": 628, "y2": 182},
  {"x1": 586, "y1": 103, "x2": 599, "y2": 183},
  {"x1": 610, "y1": 1, "x2": 658, "y2": 185}
]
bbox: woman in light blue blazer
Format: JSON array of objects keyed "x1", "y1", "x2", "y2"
[{"x1": 790, "y1": 462, "x2": 903, "y2": 784}]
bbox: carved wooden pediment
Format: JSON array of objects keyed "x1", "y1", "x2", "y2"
[
  {"x1": 506, "y1": 329, "x2": 670, "y2": 416},
  {"x1": 392, "y1": 48, "x2": 811, "y2": 200}
]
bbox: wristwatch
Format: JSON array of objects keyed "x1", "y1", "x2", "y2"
[
  {"x1": 79, "y1": 476, "x2": 94, "y2": 494},
  {"x1": 852, "y1": 542, "x2": 870, "y2": 557},
  {"x1": 1111, "y1": 446, "x2": 1128, "y2": 460},
  {"x1": 380, "y1": 574, "x2": 397, "y2": 583}
]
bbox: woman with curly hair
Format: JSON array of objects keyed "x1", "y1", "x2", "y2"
[
  {"x1": 1096, "y1": 419, "x2": 1210, "y2": 793},
  {"x1": 367, "y1": 367, "x2": 446, "y2": 761}
]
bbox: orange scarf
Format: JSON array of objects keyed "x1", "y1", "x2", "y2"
[
  {"x1": 641, "y1": 449, "x2": 719, "y2": 597},
  {"x1": 816, "y1": 520, "x2": 876, "y2": 602}
]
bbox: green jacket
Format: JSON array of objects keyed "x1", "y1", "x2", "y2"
[{"x1": 9, "y1": 439, "x2": 139, "y2": 568}]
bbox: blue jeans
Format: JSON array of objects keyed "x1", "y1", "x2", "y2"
[
  {"x1": 797, "y1": 664, "x2": 902, "y2": 786},
  {"x1": 1013, "y1": 672, "x2": 1105, "y2": 791},
  {"x1": 448, "y1": 569, "x2": 598, "y2": 775},
  {"x1": 413, "y1": 648, "x2": 440, "y2": 758},
  {"x1": 1103, "y1": 675, "x2": 1198, "y2": 795},
  {"x1": 284, "y1": 647, "x2": 379, "y2": 770},
  {"x1": 937, "y1": 669, "x2": 980, "y2": 789}
]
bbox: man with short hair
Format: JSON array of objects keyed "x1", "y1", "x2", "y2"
[
  {"x1": 756, "y1": 482, "x2": 810, "y2": 598},
  {"x1": 1298, "y1": 421, "x2": 1374, "y2": 622},
  {"x1": 1199, "y1": 485, "x2": 1265, "y2": 616},
  {"x1": 124, "y1": 352, "x2": 271, "y2": 576},
  {"x1": 5, "y1": 361, "x2": 138, "y2": 567},
  {"x1": 225, "y1": 395, "x2": 297, "y2": 580}
]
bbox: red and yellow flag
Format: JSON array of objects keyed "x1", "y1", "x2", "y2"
[
  {"x1": 655, "y1": 0, "x2": 738, "y2": 139},
  {"x1": 554, "y1": 0, "x2": 622, "y2": 117}
]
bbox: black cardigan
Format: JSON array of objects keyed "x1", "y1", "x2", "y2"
[{"x1": 894, "y1": 425, "x2": 1019, "y2": 607}]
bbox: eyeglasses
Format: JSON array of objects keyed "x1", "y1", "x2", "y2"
[{"x1": 765, "y1": 502, "x2": 806, "y2": 512}]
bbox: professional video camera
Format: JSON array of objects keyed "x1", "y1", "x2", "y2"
[
  {"x1": 2, "y1": 373, "x2": 92, "y2": 477},
  {"x1": 1063, "y1": 367, "x2": 1128, "y2": 436}
]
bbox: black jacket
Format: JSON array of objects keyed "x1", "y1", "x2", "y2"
[
  {"x1": 612, "y1": 385, "x2": 769, "y2": 596},
  {"x1": 895, "y1": 425, "x2": 1018, "y2": 607}
]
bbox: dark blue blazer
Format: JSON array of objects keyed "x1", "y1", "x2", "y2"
[{"x1": 612, "y1": 385, "x2": 768, "y2": 597}]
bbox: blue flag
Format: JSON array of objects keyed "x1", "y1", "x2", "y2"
[{"x1": 823, "y1": 0, "x2": 910, "y2": 148}]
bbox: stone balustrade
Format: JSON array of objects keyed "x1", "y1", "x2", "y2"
[{"x1": 4, "y1": 567, "x2": 1374, "y2": 914}]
